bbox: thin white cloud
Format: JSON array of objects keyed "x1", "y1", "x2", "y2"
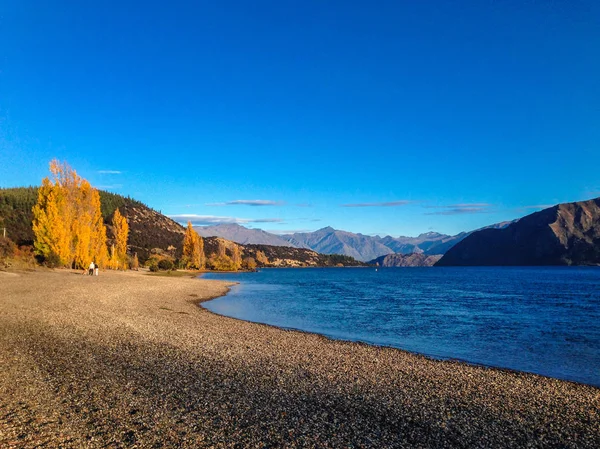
[
  {"x1": 97, "y1": 170, "x2": 122, "y2": 174},
  {"x1": 205, "y1": 200, "x2": 284, "y2": 207},
  {"x1": 96, "y1": 184, "x2": 123, "y2": 190},
  {"x1": 169, "y1": 214, "x2": 283, "y2": 225},
  {"x1": 448, "y1": 203, "x2": 491, "y2": 208},
  {"x1": 520, "y1": 204, "x2": 553, "y2": 210},
  {"x1": 269, "y1": 229, "x2": 313, "y2": 235},
  {"x1": 341, "y1": 200, "x2": 413, "y2": 208},
  {"x1": 424, "y1": 203, "x2": 493, "y2": 215},
  {"x1": 425, "y1": 208, "x2": 489, "y2": 216}
]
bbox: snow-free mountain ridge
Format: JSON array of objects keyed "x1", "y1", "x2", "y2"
[{"x1": 193, "y1": 222, "x2": 515, "y2": 261}]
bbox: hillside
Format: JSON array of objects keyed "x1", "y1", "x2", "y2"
[
  {"x1": 195, "y1": 223, "x2": 296, "y2": 247},
  {"x1": 0, "y1": 186, "x2": 38, "y2": 245},
  {"x1": 369, "y1": 253, "x2": 442, "y2": 267},
  {"x1": 0, "y1": 187, "x2": 184, "y2": 263},
  {"x1": 204, "y1": 237, "x2": 363, "y2": 268},
  {"x1": 437, "y1": 198, "x2": 600, "y2": 266}
]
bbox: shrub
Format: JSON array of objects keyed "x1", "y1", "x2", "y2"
[
  {"x1": 0, "y1": 236, "x2": 16, "y2": 259},
  {"x1": 44, "y1": 252, "x2": 62, "y2": 268},
  {"x1": 0, "y1": 236, "x2": 16, "y2": 268},
  {"x1": 158, "y1": 258, "x2": 174, "y2": 271}
]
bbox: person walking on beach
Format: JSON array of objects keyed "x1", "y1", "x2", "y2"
[
  {"x1": 88, "y1": 261, "x2": 94, "y2": 276},
  {"x1": 94, "y1": 262, "x2": 99, "y2": 276}
]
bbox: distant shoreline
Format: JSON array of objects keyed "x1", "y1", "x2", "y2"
[{"x1": 1, "y1": 269, "x2": 598, "y2": 447}]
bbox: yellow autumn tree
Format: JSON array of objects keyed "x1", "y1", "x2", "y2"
[
  {"x1": 32, "y1": 178, "x2": 70, "y2": 266},
  {"x1": 73, "y1": 180, "x2": 108, "y2": 269},
  {"x1": 32, "y1": 160, "x2": 108, "y2": 268},
  {"x1": 208, "y1": 238, "x2": 235, "y2": 271},
  {"x1": 89, "y1": 186, "x2": 109, "y2": 268},
  {"x1": 231, "y1": 244, "x2": 242, "y2": 271},
  {"x1": 255, "y1": 250, "x2": 269, "y2": 266},
  {"x1": 182, "y1": 221, "x2": 204, "y2": 269},
  {"x1": 111, "y1": 208, "x2": 129, "y2": 270}
]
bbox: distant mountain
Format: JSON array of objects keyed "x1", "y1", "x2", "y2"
[
  {"x1": 194, "y1": 223, "x2": 296, "y2": 247},
  {"x1": 281, "y1": 227, "x2": 394, "y2": 262},
  {"x1": 369, "y1": 253, "x2": 443, "y2": 267},
  {"x1": 437, "y1": 198, "x2": 600, "y2": 266},
  {"x1": 191, "y1": 222, "x2": 516, "y2": 262},
  {"x1": 377, "y1": 232, "x2": 466, "y2": 255},
  {"x1": 376, "y1": 222, "x2": 515, "y2": 256}
]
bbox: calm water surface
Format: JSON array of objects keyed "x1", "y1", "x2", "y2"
[{"x1": 202, "y1": 267, "x2": 600, "y2": 387}]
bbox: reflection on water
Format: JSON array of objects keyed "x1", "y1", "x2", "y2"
[{"x1": 202, "y1": 267, "x2": 600, "y2": 387}]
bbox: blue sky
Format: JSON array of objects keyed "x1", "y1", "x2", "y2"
[{"x1": 1, "y1": 1, "x2": 599, "y2": 237}]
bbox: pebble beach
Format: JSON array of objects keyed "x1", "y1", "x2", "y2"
[{"x1": 0, "y1": 269, "x2": 598, "y2": 448}]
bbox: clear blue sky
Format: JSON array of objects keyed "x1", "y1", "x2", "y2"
[{"x1": 1, "y1": 1, "x2": 599, "y2": 237}]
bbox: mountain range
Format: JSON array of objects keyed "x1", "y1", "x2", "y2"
[{"x1": 193, "y1": 222, "x2": 515, "y2": 262}]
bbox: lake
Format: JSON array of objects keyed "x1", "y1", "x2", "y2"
[{"x1": 202, "y1": 267, "x2": 600, "y2": 387}]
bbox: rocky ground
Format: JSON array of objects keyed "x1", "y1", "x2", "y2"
[{"x1": 0, "y1": 269, "x2": 598, "y2": 448}]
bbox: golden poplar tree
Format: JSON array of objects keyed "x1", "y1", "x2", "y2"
[
  {"x1": 32, "y1": 178, "x2": 70, "y2": 266},
  {"x1": 182, "y1": 221, "x2": 204, "y2": 269},
  {"x1": 89, "y1": 187, "x2": 109, "y2": 267},
  {"x1": 32, "y1": 160, "x2": 108, "y2": 268},
  {"x1": 255, "y1": 250, "x2": 269, "y2": 266},
  {"x1": 231, "y1": 244, "x2": 241, "y2": 271},
  {"x1": 197, "y1": 233, "x2": 205, "y2": 269},
  {"x1": 112, "y1": 208, "x2": 129, "y2": 270}
]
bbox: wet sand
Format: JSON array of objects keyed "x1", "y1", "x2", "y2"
[{"x1": 0, "y1": 269, "x2": 598, "y2": 448}]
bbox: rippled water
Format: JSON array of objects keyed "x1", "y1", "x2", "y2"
[{"x1": 202, "y1": 267, "x2": 600, "y2": 386}]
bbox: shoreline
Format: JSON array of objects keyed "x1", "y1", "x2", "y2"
[
  {"x1": 1, "y1": 269, "x2": 599, "y2": 447},
  {"x1": 199, "y1": 270, "x2": 600, "y2": 390}
]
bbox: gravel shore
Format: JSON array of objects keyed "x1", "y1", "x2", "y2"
[{"x1": 1, "y1": 269, "x2": 598, "y2": 448}]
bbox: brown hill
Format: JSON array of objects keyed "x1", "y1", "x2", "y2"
[
  {"x1": 204, "y1": 237, "x2": 364, "y2": 268},
  {"x1": 436, "y1": 198, "x2": 600, "y2": 266}
]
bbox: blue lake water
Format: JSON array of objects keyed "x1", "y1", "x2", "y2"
[{"x1": 202, "y1": 267, "x2": 600, "y2": 387}]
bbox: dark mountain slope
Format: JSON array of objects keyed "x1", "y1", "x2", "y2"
[{"x1": 437, "y1": 198, "x2": 600, "y2": 266}]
